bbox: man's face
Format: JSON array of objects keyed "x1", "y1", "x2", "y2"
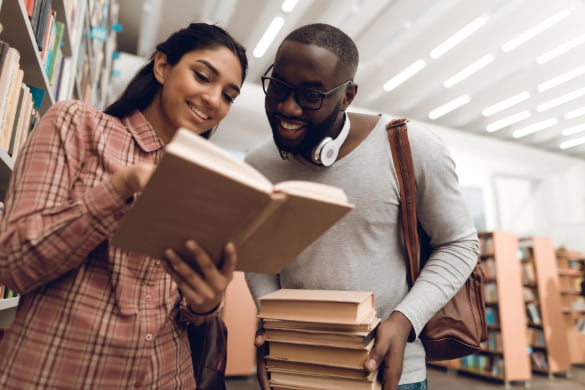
[{"x1": 264, "y1": 41, "x2": 349, "y2": 158}]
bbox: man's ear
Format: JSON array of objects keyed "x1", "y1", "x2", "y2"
[
  {"x1": 341, "y1": 83, "x2": 357, "y2": 111},
  {"x1": 153, "y1": 51, "x2": 169, "y2": 84}
]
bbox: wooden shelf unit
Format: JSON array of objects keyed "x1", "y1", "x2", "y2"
[
  {"x1": 519, "y1": 237, "x2": 571, "y2": 377},
  {"x1": 0, "y1": 0, "x2": 119, "y2": 328},
  {"x1": 450, "y1": 231, "x2": 531, "y2": 387},
  {"x1": 555, "y1": 247, "x2": 585, "y2": 365}
]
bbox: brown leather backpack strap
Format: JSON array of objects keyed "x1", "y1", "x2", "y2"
[{"x1": 386, "y1": 118, "x2": 419, "y2": 286}]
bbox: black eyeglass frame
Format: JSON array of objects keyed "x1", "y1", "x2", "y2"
[{"x1": 261, "y1": 64, "x2": 353, "y2": 111}]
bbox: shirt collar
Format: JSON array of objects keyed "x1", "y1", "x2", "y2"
[{"x1": 122, "y1": 110, "x2": 165, "y2": 153}]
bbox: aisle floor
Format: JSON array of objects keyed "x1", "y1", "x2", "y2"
[{"x1": 226, "y1": 364, "x2": 585, "y2": 389}]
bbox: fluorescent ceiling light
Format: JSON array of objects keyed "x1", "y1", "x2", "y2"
[
  {"x1": 383, "y1": 60, "x2": 426, "y2": 92},
  {"x1": 430, "y1": 17, "x2": 487, "y2": 59},
  {"x1": 537, "y1": 87, "x2": 585, "y2": 112},
  {"x1": 281, "y1": 0, "x2": 298, "y2": 13},
  {"x1": 482, "y1": 92, "x2": 530, "y2": 117},
  {"x1": 501, "y1": 9, "x2": 571, "y2": 52},
  {"x1": 560, "y1": 136, "x2": 585, "y2": 149},
  {"x1": 513, "y1": 118, "x2": 558, "y2": 138},
  {"x1": 486, "y1": 110, "x2": 530, "y2": 132},
  {"x1": 536, "y1": 33, "x2": 585, "y2": 64},
  {"x1": 428, "y1": 95, "x2": 470, "y2": 120},
  {"x1": 253, "y1": 17, "x2": 285, "y2": 58},
  {"x1": 565, "y1": 107, "x2": 585, "y2": 120},
  {"x1": 537, "y1": 65, "x2": 585, "y2": 92},
  {"x1": 443, "y1": 55, "x2": 493, "y2": 88},
  {"x1": 561, "y1": 123, "x2": 585, "y2": 136}
]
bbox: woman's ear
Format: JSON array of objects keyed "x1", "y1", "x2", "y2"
[
  {"x1": 153, "y1": 51, "x2": 169, "y2": 84},
  {"x1": 341, "y1": 83, "x2": 357, "y2": 111}
]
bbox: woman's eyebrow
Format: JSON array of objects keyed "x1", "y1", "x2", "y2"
[{"x1": 197, "y1": 59, "x2": 241, "y2": 94}]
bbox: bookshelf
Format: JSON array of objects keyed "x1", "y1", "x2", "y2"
[
  {"x1": 519, "y1": 237, "x2": 571, "y2": 378},
  {"x1": 0, "y1": 0, "x2": 119, "y2": 327},
  {"x1": 555, "y1": 247, "x2": 585, "y2": 365},
  {"x1": 450, "y1": 231, "x2": 531, "y2": 388},
  {"x1": 223, "y1": 272, "x2": 257, "y2": 376}
]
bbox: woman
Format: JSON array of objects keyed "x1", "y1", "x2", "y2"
[{"x1": 0, "y1": 23, "x2": 247, "y2": 389}]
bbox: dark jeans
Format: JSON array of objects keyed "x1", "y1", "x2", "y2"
[{"x1": 398, "y1": 379, "x2": 428, "y2": 390}]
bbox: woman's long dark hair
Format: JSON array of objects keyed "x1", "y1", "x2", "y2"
[{"x1": 105, "y1": 23, "x2": 247, "y2": 119}]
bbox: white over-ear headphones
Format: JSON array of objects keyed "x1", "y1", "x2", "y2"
[{"x1": 311, "y1": 113, "x2": 351, "y2": 167}]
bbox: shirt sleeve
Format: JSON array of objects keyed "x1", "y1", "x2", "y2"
[
  {"x1": 0, "y1": 101, "x2": 130, "y2": 294},
  {"x1": 393, "y1": 122, "x2": 480, "y2": 337}
]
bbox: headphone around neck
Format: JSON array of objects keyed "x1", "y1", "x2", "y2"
[{"x1": 311, "y1": 113, "x2": 351, "y2": 167}]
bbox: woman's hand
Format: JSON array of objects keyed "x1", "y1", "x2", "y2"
[
  {"x1": 254, "y1": 327, "x2": 271, "y2": 389},
  {"x1": 364, "y1": 311, "x2": 413, "y2": 390},
  {"x1": 163, "y1": 240, "x2": 237, "y2": 314},
  {"x1": 111, "y1": 162, "x2": 156, "y2": 200}
]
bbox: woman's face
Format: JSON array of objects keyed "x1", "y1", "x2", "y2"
[{"x1": 149, "y1": 46, "x2": 243, "y2": 143}]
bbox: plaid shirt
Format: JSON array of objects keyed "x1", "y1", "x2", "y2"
[{"x1": 0, "y1": 100, "x2": 212, "y2": 389}]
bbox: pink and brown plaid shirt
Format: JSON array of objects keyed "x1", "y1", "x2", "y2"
[{"x1": 0, "y1": 100, "x2": 213, "y2": 389}]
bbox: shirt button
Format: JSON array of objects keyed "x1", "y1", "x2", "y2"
[
  {"x1": 145, "y1": 333, "x2": 153, "y2": 341},
  {"x1": 145, "y1": 295, "x2": 152, "y2": 301}
]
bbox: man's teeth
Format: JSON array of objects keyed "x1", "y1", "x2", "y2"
[
  {"x1": 281, "y1": 121, "x2": 302, "y2": 131},
  {"x1": 188, "y1": 103, "x2": 209, "y2": 120}
]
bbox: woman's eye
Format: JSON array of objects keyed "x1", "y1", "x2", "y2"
[
  {"x1": 195, "y1": 72, "x2": 210, "y2": 82},
  {"x1": 223, "y1": 93, "x2": 235, "y2": 104}
]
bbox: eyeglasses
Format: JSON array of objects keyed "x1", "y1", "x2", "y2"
[{"x1": 261, "y1": 65, "x2": 352, "y2": 111}]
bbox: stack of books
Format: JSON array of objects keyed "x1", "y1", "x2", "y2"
[{"x1": 258, "y1": 289, "x2": 382, "y2": 390}]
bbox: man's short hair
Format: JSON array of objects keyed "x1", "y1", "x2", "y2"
[{"x1": 281, "y1": 23, "x2": 359, "y2": 75}]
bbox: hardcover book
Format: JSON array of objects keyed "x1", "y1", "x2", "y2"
[{"x1": 112, "y1": 128, "x2": 354, "y2": 274}]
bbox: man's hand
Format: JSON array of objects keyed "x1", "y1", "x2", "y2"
[
  {"x1": 254, "y1": 327, "x2": 271, "y2": 389},
  {"x1": 364, "y1": 311, "x2": 413, "y2": 390},
  {"x1": 163, "y1": 240, "x2": 237, "y2": 314}
]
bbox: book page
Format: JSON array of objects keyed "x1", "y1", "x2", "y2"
[
  {"x1": 166, "y1": 128, "x2": 273, "y2": 193},
  {"x1": 274, "y1": 180, "x2": 349, "y2": 205}
]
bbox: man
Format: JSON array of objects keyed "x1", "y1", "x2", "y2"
[{"x1": 244, "y1": 23, "x2": 479, "y2": 390}]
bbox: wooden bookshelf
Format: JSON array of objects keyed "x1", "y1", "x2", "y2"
[
  {"x1": 519, "y1": 237, "x2": 571, "y2": 377},
  {"x1": 0, "y1": 0, "x2": 119, "y2": 327},
  {"x1": 555, "y1": 247, "x2": 585, "y2": 365},
  {"x1": 451, "y1": 231, "x2": 531, "y2": 387},
  {"x1": 223, "y1": 271, "x2": 257, "y2": 376}
]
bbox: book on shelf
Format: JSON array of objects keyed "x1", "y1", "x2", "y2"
[
  {"x1": 1, "y1": 68, "x2": 24, "y2": 150},
  {"x1": 0, "y1": 44, "x2": 21, "y2": 141},
  {"x1": 526, "y1": 302, "x2": 542, "y2": 325},
  {"x1": 111, "y1": 128, "x2": 354, "y2": 274},
  {"x1": 269, "y1": 369, "x2": 381, "y2": 390},
  {"x1": 258, "y1": 289, "x2": 374, "y2": 324}
]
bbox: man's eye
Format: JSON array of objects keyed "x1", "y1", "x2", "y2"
[{"x1": 301, "y1": 90, "x2": 322, "y2": 102}]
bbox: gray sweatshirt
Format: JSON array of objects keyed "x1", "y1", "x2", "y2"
[{"x1": 244, "y1": 114, "x2": 479, "y2": 385}]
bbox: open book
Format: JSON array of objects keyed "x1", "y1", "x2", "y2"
[{"x1": 112, "y1": 128, "x2": 354, "y2": 274}]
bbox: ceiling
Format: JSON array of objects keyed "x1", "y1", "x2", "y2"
[{"x1": 116, "y1": 0, "x2": 585, "y2": 159}]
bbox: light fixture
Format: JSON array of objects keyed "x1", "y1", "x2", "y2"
[
  {"x1": 560, "y1": 136, "x2": 585, "y2": 149},
  {"x1": 383, "y1": 60, "x2": 426, "y2": 92},
  {"x1": 428, "y1": 95, "x2": 470, "y2": 120},
  {"x1": 561, "y1": 123, "x2": 585, "y2": 136},
  {"x1": 513, "y1": 118, "x2": 558, "y2": 138},
  {"x1": 443, "y1": 55, "x2": 493, "y2": 88},
  {"x1": 253, "y1": 17, "x2": 285, "y2": 58},
  {"x1": 482, "y1": 92, "x2": 530, "y2": 117},
  {"x1": 537, "y1": 65, "x2": 585, "y2": 92},
  {"x1": 486, "y1": 111, "x2": 530, "y2": 132},
  {"x1": 565, "y1": 107, "x2": 585, "y2": 120},
  {"x1": 537, "y1": 87, "x2": 585, "y2": 112},
  {"x1": 430, "y1": 17, "x2": 487, "y2": 59},
  {"x1": 501, "y1": 9, "x2": 571, "y2": 52},
  {"x1": 536, "y1": 33, "x2": 585, "y2": 64},
  {"x1": 281, "y1": 0, "x2": 298, "y2": 13}
]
